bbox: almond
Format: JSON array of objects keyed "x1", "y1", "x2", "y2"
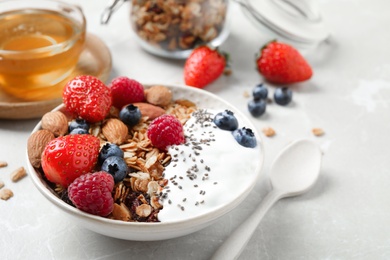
[
  {"x1": 27, "y1": 130, "x2": 55, "y2": 168},
  {"x1": 102, "y1": 118, "x2": 128, "y2": 145},
  {"x1": 144, "y1": 85, "x2": 172, "y2": 107},
  {"x1": 133, "y1": 102, "x2": 165, "y2": 120},
  {"x1": 41, "y1": 111, "x2": 68, "y2": 136}
]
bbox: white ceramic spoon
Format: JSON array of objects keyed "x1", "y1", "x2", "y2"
[{"x1": 211, "y1": 139, "x2": 322, "y2": 260}]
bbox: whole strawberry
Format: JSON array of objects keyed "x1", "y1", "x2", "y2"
[
  {"x1": 68, "y1": 171, "x2": 114, "y2": 217},
  {"x1": 41, "y1": 134, "x2": 100, "y2": 187},
  {"x1": 256, "y1": 41, "x2": 313, "y2": 84},
  {"x1": 147, "y1": 114, "x2": 185, "y2": 151},
  {"x1": 109, "y1": 76, "x2": 145, "y2": 109},
  {"x1": 63, "y1": 75, "x2": 112, "y2": 123},
  {"x1": 184, "y1": 45, "x2": 226, "y2": 89}
]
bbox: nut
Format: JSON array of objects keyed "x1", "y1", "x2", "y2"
[
  {"x1": 27, "y1": 130, "x2": 55, "y2": 168},
  {"x1": 10, "y1": 167, "x2": 27, "y2": 182},
  {"x1": 135, "y1": 204, "x2": 152, "y2": 218},
  {"x1": 0, "y1": 188, "x2": 13, "y2": 200},
  {"x1": 0, "y1": 180, "x2": 4, "y2": 189},
  {"x1": 0, "y1": 161, "x2": 7, "y2": 168},
  {"x1": 41, "y1": 111, "x2": 68, "y2": 136},
  {"x1": 312, "y1": 128, "x2": 325, "y2": 136},
  {"x1": 102, "y1": 118, "x2": 128, "y2": 145},
  {"x1": 112, "y1": 203, "x2": 132, "y2": 221},
  {"x1": 144, "y1": 85, "x2": 172, "y2": 107},
  {"x1": 262, "y1": 127, "x2": 276, "y2": 137},
  {"x1": 133, "y1": 102, "x2": 165, "y2": 120}
]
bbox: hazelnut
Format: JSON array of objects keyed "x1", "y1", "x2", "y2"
[{"x1": 144, "y1": 85, "x2": 172, "y2": 107}]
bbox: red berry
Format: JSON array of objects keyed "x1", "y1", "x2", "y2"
[
  {"x1": 109, "y1": 77, "x2": 145, "y2": 109},
  {"x1": 63, "y1": 75, "x2": 112, "y2": 123},
  {"x1": 256, "y1": 41, "x2": 313, "y2": 84},
  {"x1": 184, "y1": 45, "x2": 226, "y2": 89},
  {"x1": 147, "y1": 114, "x2": 185, "y2": 151},
  {"x1": 68, "y1": 171, "x2": 114, "y2": 217},
  {"x1": 41, "y1": 134, "x2": 100, "y2": 187}
]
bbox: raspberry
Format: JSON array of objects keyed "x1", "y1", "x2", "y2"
[
  {"x1": 63, "y1": 75, "x2": 112, "y2": 123},
  {"x1": 109, "y1": 76, "x2": 145, "y2": 108},
  {"x1": 68, "y1": 171, "x2": 115, "y2": 217},
  {"x1": 147, "y1": 114, "x2": 185, "y2": 150}
]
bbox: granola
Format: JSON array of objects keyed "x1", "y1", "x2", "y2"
[
  {"x1": 44, "y1": 94, "x2": 196, "y2": 222},
  {"x1": 131, "y1": 0, "x2": 228, "y2": 51}
]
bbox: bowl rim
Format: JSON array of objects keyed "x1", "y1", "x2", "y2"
[{"x1": 27, "y1": 83, "x2": 264, "y2": 235}]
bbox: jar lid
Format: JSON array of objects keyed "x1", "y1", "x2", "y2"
[{"x1": 239, "y1": 0, "x2": 330, "y2": 47}]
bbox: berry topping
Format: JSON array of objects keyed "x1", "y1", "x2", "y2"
[
  {"x1": 256, "y1": 41, "x2": 313, "y2": 84},
  {"x1": 213, "y1": 110, "x2": 238, "y2": 131},
  {"x1": 252, "y1": 83, "x2": 268, "y2": 100},
  {"x1": 119, "y1": 104, "x2": 142, "y2": 127},
  {"x1": 41, "y1": 134, "x2": 100, "y2": 187},
  {"x1": 109, "y1": 76, "x2": 145, "y2": 109},
  {"x1": 147, "y1": 114, "x2": 185, "y2": 151},
  {"x1": 63, "y1": 75, "x2": 112, "y2": 123},
  {"x1": 69, "y1": 128, "x2": 89, "y2": 135},
  {"x1": 98, "y1": 143, "x2": 124, "y2": 165},
  {"x1": 184, "y1": 45, "x2": 227, "y2": 88},
  {"x1": 232, "y1": 127, "x2": 257, "y2": 148},
  {"x1": 68, "y1": 171, "x2": 114, "y2": 217},
  {"x1": 248, "y1": 99, "x2": 266, "y2": 117},
  {"x1": 68, "y1": 118, "x2": 90, "y2": 133},
  {"x1": 274, "y1": 87, "x2": 293, "y2": 106},
  {"x1": 101, "y1": 156, "x2": 128, "y2": 183}
]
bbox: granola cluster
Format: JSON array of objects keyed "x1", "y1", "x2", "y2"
[{"x1": 131, "y1": 0, "x2": 228, "y2": 51}]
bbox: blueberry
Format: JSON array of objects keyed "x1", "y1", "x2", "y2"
[
  {"x1": 98, "y1": 143, "x2": 124, "y2": 165},
  {"x1": 248, "y1": 99, "x2": 266, "y2": 117},
  {"x1": 274, "y1": 87, "x2": 293, "y2": 106},
  {"x1": 213, "y1": 110, "x2": 239, "y2": 131},
  {"x1": 101, "y1": 156, "x2": 128, "y2": 183},
  {"x1": 69, "y1": 128, "x2": 89, "y2": 135},
  {"x1": 252, "y1": 83, "x2": 268, "y2": 100},
  {"x1": 119, "y1": 104, "x2": 142, "y2": 127},
  {"x1": 232, "y1": 127, "x2": 257, "y2": 148},
  {"x1": 69, "y1": 119, "x2": 90, "y2": 133}
]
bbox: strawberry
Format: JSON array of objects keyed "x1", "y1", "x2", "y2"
[
  {"x1": 256, "y1": 41, "x2": 313, "y2": 84},
  {"x1": 41, "y1": 134, "x2": 100, "y2": 188},
  {"x1": 109, "y1": 76, "x2": 145, "y2": 109},
  {"x1": 63, "y1": 75, "x2": 112, "y2": 123},
  {"x1": 184, "y1": 45, "x2": 227, "y2": 88}
]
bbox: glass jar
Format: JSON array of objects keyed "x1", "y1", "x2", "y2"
[
  {"x1": 102, "y1": 0, "x2": 229, "y2": 59},
  {"x1": 130, "y1": 0, "x2": 229, "y2": 59}
]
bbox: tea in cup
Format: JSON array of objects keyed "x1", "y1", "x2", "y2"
[{"x1": 0, "y1": 0, "x2": 86, "y2": 101}]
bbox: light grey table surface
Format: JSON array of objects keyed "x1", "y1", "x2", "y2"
[{"x1": 1, "y1": 0, "x2": 390, "y2": 259}]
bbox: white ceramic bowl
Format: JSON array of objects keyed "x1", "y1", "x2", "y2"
[{"x1": 27, "y1": 84, "x2": 264, "y2": 241}]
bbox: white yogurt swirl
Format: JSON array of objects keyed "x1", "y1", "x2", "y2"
[{"x1": 158, "y1": 109, "x2": 261, "y2": 222}]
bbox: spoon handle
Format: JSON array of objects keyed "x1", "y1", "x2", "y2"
[{"x1": 211, "y1": 189, "x2": 283, "y2": 260}]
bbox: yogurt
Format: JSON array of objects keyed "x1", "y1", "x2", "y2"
[{"x1": 158, "y1": 109, "x2": 261, "y2": 222}]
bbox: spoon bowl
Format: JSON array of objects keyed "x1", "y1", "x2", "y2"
[
  {"x1": 270, "y1": 139, "x2": 322, "y2": 196},
  {"x1": 211, "y1": 139, "x2": 322, "y2": 260}
]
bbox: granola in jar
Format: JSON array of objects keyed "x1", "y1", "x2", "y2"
[{"x1": 130, "y1": 0, "x2": 229, "y2": 58}]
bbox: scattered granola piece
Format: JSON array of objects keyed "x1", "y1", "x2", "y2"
[
  {"x1": 0, "y1": 180, "x2": 4, "y2": 189},
  {"x1": 243, "y1": 90, "x2": 250, "y2": 98},
  {"x1": 312, "y1": 128, "x2": 325, "y2": 136},
  {"x1": 262, "y1": 127, "x2": 276, "y2": 137},
  {"x1": 0, "y1": 188, "x2": 13, "y2": 200},
  {"x1": 10, "y1": 167, "x2": 27, "y2": 182},
  {"x1": 0, "y1": 161, "x2": 7, "y2": 168}
]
